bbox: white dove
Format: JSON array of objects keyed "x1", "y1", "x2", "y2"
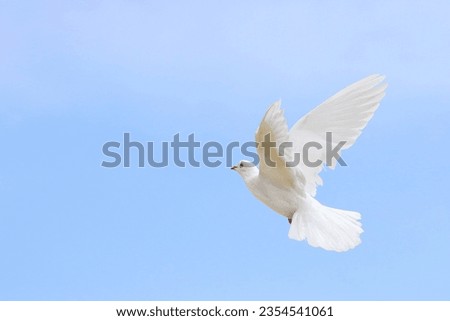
[{"x1": 231, "y1": 75, "x2": 387, "y2": 252}]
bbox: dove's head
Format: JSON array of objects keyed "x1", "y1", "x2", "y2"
[{"x1": 231, "y1": 160, "x2": 258, "y2": 180}]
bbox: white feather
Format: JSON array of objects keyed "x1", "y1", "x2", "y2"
[{"x1": 289, "y1": 75, "x2": 387, "y2": 196}]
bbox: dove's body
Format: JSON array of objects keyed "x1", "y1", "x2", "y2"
[
  {"x1": 232, "y1": 75, "x2": 387, "y2": 252},
  {"x1": 241, "y1": 166, "x2": 300, "y2": 218}
]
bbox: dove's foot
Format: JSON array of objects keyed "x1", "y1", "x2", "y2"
[{"x1": 288, "y1": 218, "x2": 292, "y2": 224}]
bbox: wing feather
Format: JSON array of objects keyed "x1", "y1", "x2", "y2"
[
  {"x1": 289, "y1": 75, "x2": 387, "y2": 196},
  {"x1": 255, "y1": 101, "x2": 299, "y2": 190}
]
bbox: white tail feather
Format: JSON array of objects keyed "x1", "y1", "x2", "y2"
[{"x1": 288, "y1": 198, "x2": 363, "y2": 252}]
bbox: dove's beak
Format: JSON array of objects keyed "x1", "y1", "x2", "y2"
[{"x1": 231, "y1": 166, "x2": 237, "y2": 170}]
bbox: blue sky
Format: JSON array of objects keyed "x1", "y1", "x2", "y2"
[{"x1": 1, "y1": 0, "x2": 449, "y2": 300}]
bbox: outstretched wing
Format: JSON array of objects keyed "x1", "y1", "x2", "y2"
[
  {"x1": 289, "y1": 74, "x2": 387, "y2": 196},
  {"x1": 255, "y1": 101, "x2": 300, "y2": 190}
]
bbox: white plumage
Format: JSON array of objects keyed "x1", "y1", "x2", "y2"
[{"x1": 231, "y1": 75, "x2": 387, "y2": 252}]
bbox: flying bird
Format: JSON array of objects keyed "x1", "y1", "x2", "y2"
[{"x1": 231, "y1": 75, "x2": 387, "y2": 252}]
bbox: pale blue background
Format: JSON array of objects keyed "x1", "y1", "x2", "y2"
[{"x1": 1, "y1": 1, "x2": 449, "y2": 300}]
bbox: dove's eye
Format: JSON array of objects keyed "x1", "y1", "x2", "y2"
[{"x1": 239, "y1": 163, "x2": 244, "y2": 168}]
